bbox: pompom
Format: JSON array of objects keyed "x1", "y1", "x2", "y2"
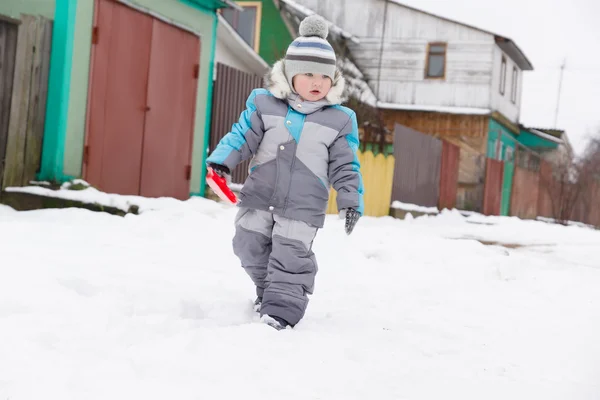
[{"x1": 299, "y1": 15, "x2": 329, "y2": 39}]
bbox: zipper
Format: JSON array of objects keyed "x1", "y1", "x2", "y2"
[{"x1": 282, "y1": 144, "x2": 297, "y2": 215}]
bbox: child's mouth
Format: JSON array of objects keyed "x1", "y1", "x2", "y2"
[{"x1": 310, "y1": 90, "x2": 321, "y2": 95}]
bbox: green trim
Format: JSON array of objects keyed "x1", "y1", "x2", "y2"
[
  {"x1": 195, "y1": 13, "x2": 219, "y2": 197},
  {"x1": 179, "y1": 0, "x2": 219, "y2": 13},
  {"x1": 501, "y1": 162, "x2": 514, "y2": 216},
  {"x1": 38, "y1": 0, "x2": 77, "y2": 183}
]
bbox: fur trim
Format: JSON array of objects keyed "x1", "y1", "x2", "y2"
[{"x1": 264, "y1": 60, "x2": 349, "y2": 105}]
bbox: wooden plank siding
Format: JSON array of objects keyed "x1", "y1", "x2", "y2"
[
  {"x1": 438, "y1": 140, "x2": 459, "y2": 210},
  {"x1": 482, "y1": 158, "x2": 503, "y2": 215},
  {"x1": 0, "y1": 19, "x2": 18, "y2": 188},
  {"x1": 327, "y1": 150, "x2": 395, "y2": 217},
  {"x1": 1, "y1": 15, "x2": 52, "y2": 189},
  {"x1": 209, "y1": 63, "x2": 262, "y2": 184},
  {"x1": 510, "y1": 165, "x2": 540, "y2": 219},
  {"x1": 391, "y1": 123, "x2": 442, "y2": 208}
]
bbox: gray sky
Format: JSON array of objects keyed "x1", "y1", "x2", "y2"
[{"x1": 399, "y1": 0, "x2": 600, "y2": 155}]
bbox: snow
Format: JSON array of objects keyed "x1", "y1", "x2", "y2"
[
  {"x1": 4, "y1": 182, "x2": 184, "y2": 213},
  {"x1": 529, "y1": 128, "x2": 564, "y2": 144},
  {"x1": 391, "y1": 200, "x2": 439, "y2": 214},
  {"x1": 1, "y1": 199, "x2": 600, "y2": 399},
  {"x1": 377, "y1": 102, "x2": 492, "y2": 115},
  {"x1": 279, "y1": 0, "x2": 360, "y2": 43}
]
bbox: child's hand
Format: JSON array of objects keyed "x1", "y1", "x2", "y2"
[
  {"x1": 208, "y1": 163, "x2": 231, "y2": 183},
  {"x1": 340, "y1": 208, "x2": 360, "y2": 235}
]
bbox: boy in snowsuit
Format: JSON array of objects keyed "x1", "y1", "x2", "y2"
[{"x1": 206, "y1": 15, "x2": 364, "y2": 330}]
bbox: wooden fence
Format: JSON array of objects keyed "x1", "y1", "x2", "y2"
[
  {"x1": 327, "y1": 150, "x2": 395, "y2": 217},
  {"x1": 391, "y1": 123, "x2": 442, "y2": 208},
  {"x1": 0, "y1": 14, "x2": 52, "y2": 190},
  {"x1": 511, "y1": 166, "x2": 540, "y2": 219},
  {"x1": 482, "y1": 158, "x2": 503, "y2": 215},
  {"x1": 209, "y1": 63, "x2": 262, "y2": 184},
  {"x1": 439, "y1": 140, "x2": 459, "y2": 210}
]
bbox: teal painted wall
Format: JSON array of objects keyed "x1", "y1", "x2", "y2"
[
  {"x1": 487, "y1": 118, "x2": 518, "y2": 216},
  {"x1": 487, "y1": 118, "x2": 518, "y2": 160},
  {"x1": 63, "y1": 0, "x2": 93, "y2": 177},
  {"x1": 517, "y1": 129, "x2": 559, "y2": 149},
  {"x1": 46, "y1": 0, "x2": 218, "y2": 197},
  {"x1": 39, "y1": 0, "x2": 77, "y2": 182},
  {"x1": 0, "y1": 0, "x2": 55, "y2": 19},
  {"x1": 235, "y1": 0, "x2": 293, "y2": 65}
]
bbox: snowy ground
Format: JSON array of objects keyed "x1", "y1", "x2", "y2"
[{"x1": 1, "y1": 198, "x2": 599, "y2": 399}]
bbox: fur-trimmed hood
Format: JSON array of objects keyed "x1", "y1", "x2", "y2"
[{"x1": 264, "y1": 60, "x2": 349, "y2": 107}]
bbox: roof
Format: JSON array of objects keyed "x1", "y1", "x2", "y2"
[
  {"x1": 217, "y1": 14, "x2": 269, "y2": 75},
  {"x1": 278, "y1": 0, "x2": 360, "y2": 44},
  {"x1": 188, "y1": 0, "x2": 243, "y2": 11},
  {"x1": 528, "y1": 129, "x2": 563, "y2": 144},
  {"x1": 388, "y1": 1, "x2": 534, "y2": 70},
  {"x1": 378, "y1": 102, "x2": 491, "y2": 116},
  {"x1": 526, "y1": 127, "x2": 565, "y2": 138}
]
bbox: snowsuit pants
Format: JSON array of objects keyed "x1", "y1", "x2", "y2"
[{"x1": 233, "y1": 207, "x2": 319, "y2": 326}]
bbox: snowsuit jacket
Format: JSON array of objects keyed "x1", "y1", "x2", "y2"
[{"x1": 206, "y1": 60, "x2": 364, "y2": 228}]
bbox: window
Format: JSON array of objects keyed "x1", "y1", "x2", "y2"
[
  {"x1": 505, "y1": 146, "x2": 514, "y2": 163},
  {"x1": 499, "y1": 56, "x2": 506, "y2": 95},
  {"x1": 496, "y1": 140, "x2": 503, "y2": 160},
  {"x1": 511, "y1": 66, "x2": 518, "y2": 103},
  {"x1": 425, "y1": 42, "x2": 447, "y2": 79},
  {"x1": 221, "y1": 2, "x2": 262, "y2": 52}
]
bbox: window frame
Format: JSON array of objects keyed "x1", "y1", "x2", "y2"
[
  {"x1": 511, "y1": 66, "x2": 518, "y2": 104},
  {"x1": 424, "y1": 42, "x2": 447, "y2": 80},
  {"x1": 499, "y1": 56, "x2": 507, "y2": 95},
  {"x1": 220, "y1": 2, "x2": 263, "y2": 53}
]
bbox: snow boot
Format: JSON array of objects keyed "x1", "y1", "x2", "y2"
[
  {"x1": 253, "y1": 296, "x2": 262, "y2": 313},
  {"x1": 261, "y1": 315, "x2": 291, "y2": 331}
]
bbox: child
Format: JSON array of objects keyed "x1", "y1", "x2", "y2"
[{"x1": 206, "y1": 15, "x2": 364, "y2": 330}]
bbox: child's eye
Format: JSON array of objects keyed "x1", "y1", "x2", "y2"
[{"x1": 305, "y1": 73, "x2": 313, "y2": 77}]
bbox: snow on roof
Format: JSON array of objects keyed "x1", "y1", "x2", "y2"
[
  {"x1": 278, "y1": 0, "x2": 360, "y2": 44},
  {"x1": 377, "y1": 102, "x2": 492, "y2": 116},
  {"x1": 528, "y1": 128, "x2": 563, "y2": 144},
  {"x1": 338, "y1": 57, "x2": 378, "y2": 107}
]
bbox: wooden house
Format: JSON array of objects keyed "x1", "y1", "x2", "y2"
[
  {"x1": 285, "y1": 0, "x2": 538, "y2": 210},
  {"x1": 0, "y1": 0, "x2": 240, "y2": 200}
]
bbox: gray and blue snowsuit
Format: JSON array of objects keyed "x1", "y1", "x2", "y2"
[{"x1": 206, "y1": 61, "x2": 364, "y2": 326}]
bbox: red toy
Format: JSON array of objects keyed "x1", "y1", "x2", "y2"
[{"x1": 206, "y1": 167, "x2": 238, "y2": 205}]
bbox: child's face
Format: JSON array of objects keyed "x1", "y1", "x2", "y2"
[{"x1": 292, "y1": 73, "x2": 332, "y2": 102}]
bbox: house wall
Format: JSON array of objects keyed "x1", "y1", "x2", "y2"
[
  {"x1": 490, "y1": 45, "x2": 522, "y2": 123},
  {"x1": 382, "y1": 109, "x2": 489, "y2": 139},
  {"x1": 235, "y1": 0, "x2": 292, "y2": 64},
  {"x1": 487, "y1": 118, "x2": 518, "y2": 160},
  {"x1": 0, "y1": 0, "x2": 55, "y2": 19},
  {"x1": 294, "y1": 0, "x2": 495, "y2": 109},
  {"x1": 60, "y1": 0, "x2": 217, "y2": 196},
  {"x1": 518, "y1": 129, "x2": 559, "y2": 149}
]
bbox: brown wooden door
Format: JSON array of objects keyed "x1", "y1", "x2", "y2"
[
  {"x1": 86, "y1": 0, "x2": 152, "y2": 195},
  {"x1": 140, "y1": 19, "x2": 200, "y2": 200},
  {"x1": 85, "y1": 0, "x2": 200, "y2": 199}
]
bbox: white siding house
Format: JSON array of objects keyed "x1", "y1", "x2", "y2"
[{"x1": 288, "y1": 0, "x2": 533, "y2": 123}]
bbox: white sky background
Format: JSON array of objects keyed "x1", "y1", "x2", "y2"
[{"x1": 395, "y1": 0, "x2": 600, "y2": 155}]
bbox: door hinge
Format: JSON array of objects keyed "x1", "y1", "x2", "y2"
[
  {"x1": 193, "y1": 64, "x2": 199, "y2": 79},
  {"x1": 185, "y1": 165, "x2": 191, "y2": 180},
  {"x1": 92, "y1": 26, "x2": 99, "y2": 45},
  {"x1": 83, "y1": 145, "x2": 90, "y2": 164}
]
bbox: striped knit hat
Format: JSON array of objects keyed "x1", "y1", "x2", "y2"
[{"x1": 284, "y1": 15, "x2": 336, "y2": 91}]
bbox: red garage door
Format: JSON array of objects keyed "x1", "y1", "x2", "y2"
[{"x1": 84, "y1": 0, "x2": 200, "y2": 200}]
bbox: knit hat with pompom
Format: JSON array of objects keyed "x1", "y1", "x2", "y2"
[{"x1": 284, "y1": 15, "x2": 336, "y2": 90}]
